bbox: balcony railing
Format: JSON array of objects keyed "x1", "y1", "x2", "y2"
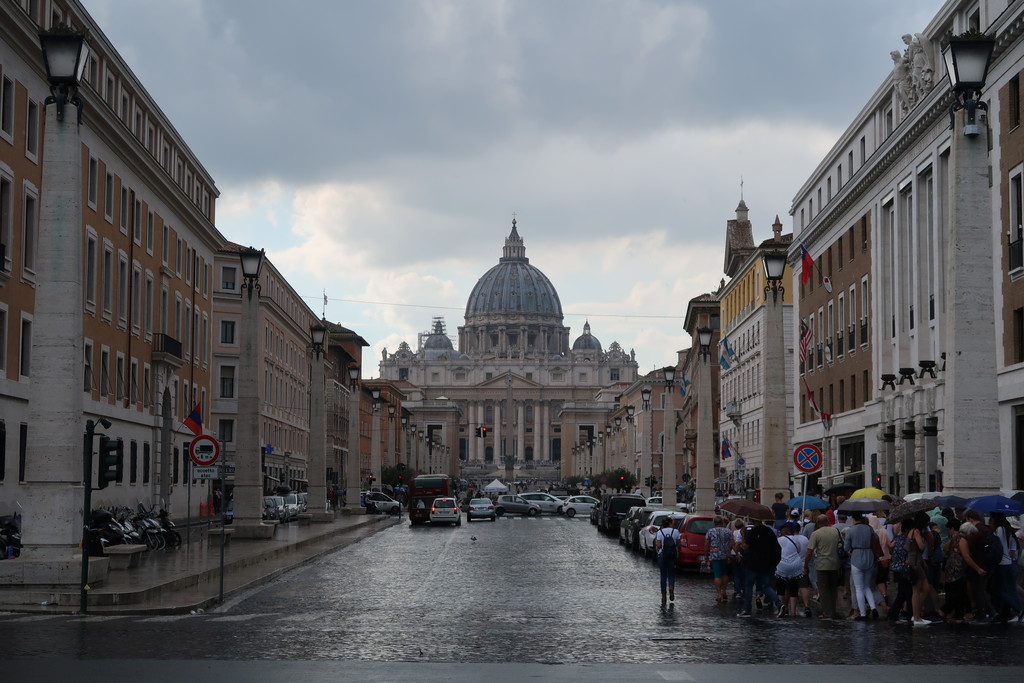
[
  {"x1": 153, "y1": 333, "x2": 182, "y2": 360},
  {"x1": 1010, "y1": 234, "x2": 1023, "y2": 271},
  {"x1": 860, "y1": 319, "x2": 868, "y2": 346}
]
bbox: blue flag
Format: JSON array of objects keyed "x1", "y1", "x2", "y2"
[
  {"x1": 719, "y1": 354, "x2": 731, "y2": 371},
  {"x1": 679, "y1": 372, "x2": 692, "y2": 397},
  {"x1": 722, "y1": 335, "x2": 738, "y2": 361}
]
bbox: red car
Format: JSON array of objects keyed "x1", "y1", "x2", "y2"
[{"x1": 675, "y1": 515, "x2": 714, "y2": 567}]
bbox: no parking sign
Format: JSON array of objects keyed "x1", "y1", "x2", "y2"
[{"x1": 792, "y1": 443, "x2": 822, "y2": 474}]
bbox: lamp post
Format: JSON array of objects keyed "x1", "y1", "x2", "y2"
[
  {"x1": 231, "y1": 246, "x2": 273, "y2": 536},
  {"x1": 661, "y1": 366, "x2": 677, "y2": 508},
  {"x1": 761, "y1": 250, "x2": 789, "y2": 499},
  {"x1": 942, "y1": 31, "x2": 1000, "y2": 493},
  {"x1": 695, "y1": 327, "x2": 715, "y2": 514},
  {"x1": 22, "y1": 26, "x2": 91, "y2": 561},
  {"x1": 603, "y1": 425, "x2": 612, "y2": 473},
  {"x1": 345, "y1": 365, "x2": 362, "y2": 512},
  {"x1": 308, "y1": 322, "x2": 332, "y2": 521}
]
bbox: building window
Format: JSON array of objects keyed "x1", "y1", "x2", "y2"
[
  {"x1": 143, "y1": 442, "x2": 150, "y2": 484},
  {"x1": 120, "y1": 187, "x2": 128, "y2": 233},
  {"x1": 0, "y1": 174, "x2": 11, "y2": 269},
  {"x1": 220, "y1": 320, "x2": 235, "y2": 344},
  {"x1": 84, "y1": 341, "x2": 93, "y2": 392},
  {"x1": 115, "y1": 355, "x2": 125, "y2": 401},
  {"x1": 220, "y1": 266, "x2": 235, "y2": 290},
  {"x1": 88, "y1": 158, "x2": 98, "y2": 207},
  {"x1": 26, "y1": 100, "x2": 39, "y2": 158},
  {"x1": 146, "y1": 211, "x2": 154, "y2": 254},
  {"x1": 1015, "y1": 308, "x2": 1024, "y2": 365},
  {"x1": 1011, "y1": 75, "x2": 1021, "y2": 129},
  {"x1": 129, "y1": 441, "x2": 138, "y2": 484},
  {"x1": 104, "y1": 173, "x2": 114, "y2": 221},
  {"x1": 19, "y1": 316, "x2": 32, "y2": 377},
  {"x1": 118, "y1": 256, "x2": 128, "y2": 325},
  {"x1": 220, "y1": 365, "x2": 235, "y2": 398},
  {"x1": 610, "y1": 368, "x2": 620, "y2": 381},
  {"x1": 22, "y1": 191, "x2": 37, "y2": 274},
  {"x1": 100, "y1": 349, "x2": 110, "y2": 396},
  {"x1": 0, "y1": 307, "x2": 6, "y2": 375},
  {"x1": 218, "y1": 419, "x2": 234, "y2": 443},
  {"x1": 85, "y1": 233, "x2": 97, "y2": 307},
  {"x1": 0, "y1": 75, "x2": 13, "y2": 138}
]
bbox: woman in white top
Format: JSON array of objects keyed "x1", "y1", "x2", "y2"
[{"x1": 775, "y1": 522, "x2": 808, "y2": 617}]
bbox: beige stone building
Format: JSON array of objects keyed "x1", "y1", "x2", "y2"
[{"x1": 379, "y1": 220, "x2": 639, "y2": 482}]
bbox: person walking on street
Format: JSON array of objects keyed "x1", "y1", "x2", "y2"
[
  {"x1": 731, "y1": 518, "x2": 747, "y2": 602},
  {"x1": 704, "y1": 516, "x2": 734, "y2": 603},
  {"x1": 805, "y1": 515, "x2": 842, "y2": 619},
  {"x1": 844, "y1": 512, "x2": 880, "y2": 620},
  {"x1": 737, "y1": 516, "x2": 783, "y2": 617},
  {"x1": 655, "y1": 516, "x2": 681, "y2": 607},
  {"x1": 771, "y1": 492, "x2": 789, "y2": 531},
  {"x1": 775, "y1": 521, "x2": 808, "y2": 617}
]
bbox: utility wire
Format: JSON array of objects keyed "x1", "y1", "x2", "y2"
[{"x1": 305, "y1": 295, "x2": 685, "y2": 320}]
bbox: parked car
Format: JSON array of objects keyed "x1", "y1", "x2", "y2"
[
  {"x1": 562, "y1": 495, "x2": 600, "y2": 518},
  {"x1": 364, "y1": 491, "x2": 402, "y2": 515},
  {"x1": 645, "y1": 496, "x2": 663, "y2": 507},
  {"x1": 430, "y1": 497, "x2": 461, "y2": 526},
  {"x1": 265, "y1": 495, "x2": 289, "y2": 522},
  {"x1": 494, "y1": 494, "x2": 541, "y2": 517},
  {"x1": 676, "y1": 515, "x2": 715, "y2": 567},
  {"x1": 597, "y1": 493, "x2": 646, "y2": 535},
  {"x1": 282, "y1": 493, "x2": 303, "y2": 520},
  {"x1": 262, "y1": 497, "x2": 282, "y2": 524},
  {"x1": 620, "y1": 506, "x2": 660, "y2": 551},
  {"x1": 519, "y1": 491, "x2": 565, "y2": 514},
  {"x1": 639, "y1": 510, "x2": 686, "y2": 559},
  {"x1": 466, "y1": 497, "x2": 497, "y2": 522}
]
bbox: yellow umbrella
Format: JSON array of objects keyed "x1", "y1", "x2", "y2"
[{"x1": 849, "y1": 487, "x2": 886, "y2": 500}]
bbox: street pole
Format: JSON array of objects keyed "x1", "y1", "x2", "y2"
[{"x1": 695, "y1": 336, "x2": 715, "y2": 515}]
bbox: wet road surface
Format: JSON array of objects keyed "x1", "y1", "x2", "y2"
[{"x1": 3, "y1": 513, "x2": 1024, "y2": 665}]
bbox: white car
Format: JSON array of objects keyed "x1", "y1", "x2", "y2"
[
  {"x1": 561, "y1": 495, "x2": 600, "y2": 518},
  {"x1": 639, "y1": 510, "x2": 686, "y2": 558},
  {"x1": 364, "y1": 491, "x2": 401, "y2": 515},
  {"x1": 430, "y1": 497, "x2": 461, "y2": 526},
  {"x1": 645, "y1": 496, "x2": 663, "y2": 507},
  {"x1": 519, "y1": 491, "x2": 565, "y2": 514}
]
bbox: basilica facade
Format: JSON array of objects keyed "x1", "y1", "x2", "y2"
[{"x1": 379, "y1": 221, "x2": 639, "y2": 480}]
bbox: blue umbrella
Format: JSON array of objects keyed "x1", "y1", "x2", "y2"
[
  {"x1": 965, "y1": 495, "x2": 1024, "y2": 515},
  {"x1": 787, "y1": 496, "x2": 828, "y2": 510}
]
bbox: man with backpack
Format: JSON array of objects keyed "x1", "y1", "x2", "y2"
[
  {"x1": 655, "y1": 516, "x2": 681, "y2": 607},
  {"x1": 738, "y1": 516, "x2": 783, "y2": 617}
]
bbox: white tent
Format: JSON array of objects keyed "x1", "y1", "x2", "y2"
[{"x1": 483, "y1": 478, "x2": 509, "y2": 493}]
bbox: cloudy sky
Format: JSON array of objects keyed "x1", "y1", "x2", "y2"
[{"x1": 82, "y1": 0, "x2": 939, "y2": 376}]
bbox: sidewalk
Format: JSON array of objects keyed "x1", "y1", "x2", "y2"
[{"x1": 0, "y1": 512, "x2": 402, "y2": 615}]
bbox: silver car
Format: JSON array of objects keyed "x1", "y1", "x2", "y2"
[
  {"x1": 494, "y1": 494, "x2": 541, "y2": 517},
  {"x1": 519, "y1": 491, "x2": 565, "y2": 514},
  {"x1": 466, "y1": 497, "x2": 497, "y2": 522}
]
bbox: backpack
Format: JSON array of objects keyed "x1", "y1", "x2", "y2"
[
  {"x1": 890, "y1": 534, "x2": 908, "y2": 574},
  {"x1": 661, "y1": 529, "x2": 677, "y2": 560},
  {"x1": 982, "y1": 529, "x2": 1004, "y2": 570}
]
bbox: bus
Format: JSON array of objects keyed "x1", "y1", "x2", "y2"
[{"x1": 408, "y1": 474, "x2": 452, "y2": 524}]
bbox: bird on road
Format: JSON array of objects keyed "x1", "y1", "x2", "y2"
[{"x1": 471, "y1": 536, "x2": 477, "y2": 541}]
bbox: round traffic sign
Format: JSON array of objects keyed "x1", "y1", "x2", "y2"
[
  {"x1": 189, "y1": 434, "x2": 220, "y2": 466},
  {"x1": 793, "y1": 443, "x2": 822, "y2": 473}
]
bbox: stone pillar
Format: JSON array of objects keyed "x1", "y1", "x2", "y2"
[
  {"x1": 370, "y1": 405, "x2": 381, "y2": 485},
  {"x1": 21, "y1": 101, "x2": 86, "y2": 559},
  {"x1": 541, "y1": 403, "x2": 549, "y2": 462},
  {"x1": 695, "y1": 355, "x2": 715, "y2": 515},
  {"x1": 532, "y1": 403, "x2": 541, "y2": 463},
  {"x1": 516, "y1": 402, "x2": 525, "y2": 462},
  {"x1": 493, "y1": 404, "x2": 501, "y2": 465},
  {"x1": 901, "y1": 421, "x2": 916, "y2": 496},
  {"x1": 762, "y1": 290, "x2": 789, "y2": 497},
  {"x1": 344, "y1": 384, "x2": 363, "y2": 512},
  {"x1": 663, "y1": 385, "x2": 676, "y2": 505},
  {"x1": 309, "y1": 347, "x2": 331, "y2": 521},
  {"x1": 944, "y1": 107, "x2": 1001, "y2": 493},
  {"x1": 232, "y1": 259, "x2": 273, "y2": 538}
]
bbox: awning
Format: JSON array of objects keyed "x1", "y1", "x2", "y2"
[{"x1": 264, "y1": 475, "x2": 280, "y2": 483}]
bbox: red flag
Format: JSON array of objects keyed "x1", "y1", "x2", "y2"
[
  {"x1": 800, "y1": 244, "x2": 815, "y2": 285},
  {"x1": 183, "y1": 402, "x2": 203, "y2": 436},
  {"x1": 799, "y1": 319, "x2": 813, "y2": 363}
]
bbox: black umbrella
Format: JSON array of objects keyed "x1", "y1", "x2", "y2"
[
  {"x1": 824, "y1": 483, "x2": 857, "y2": 496},
  {"x1": 1012, "y1": 491, "x2": 1024, "y2": 504},
  {"x1": 889, "y1": 498, "x2": 938, "y2": 523},
  {"x1": 933, "y1": 495, "x2": 968, "y2": 508}
]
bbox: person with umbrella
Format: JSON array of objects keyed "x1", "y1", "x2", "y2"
[{"x1": 963, "y1": 509, "x2": 997, "y2": 622}]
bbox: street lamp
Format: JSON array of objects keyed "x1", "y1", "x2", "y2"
[
  {"x1": 662, "y1": 366, "x2": 677, "y2": 507},
  {"x1": 239, "y1": 247, "x2": 265, "y2": 301},
  {"x1": 310, "y1": 322, "x2": 327, "y2": 358},
  {"x1": 943, "y1": 30, "x2": 996, "y2": 134},
  {"x1": 762, "y1": 250, "x2": 787, "y2": 303},
  {"x1": 641, "y1": 386, "x2": 652, "y2": 411},
  {"x1": 697, "y1": 327, "x2": 713, "y2": 360},
  {"x1": 345, "y1": 365, "x2": 361, "y2": 512},
  {"x1": 39, "y1": 24, "x2": 90, "y2": 122}
]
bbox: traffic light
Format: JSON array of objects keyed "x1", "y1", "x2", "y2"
[
  {"x1": 481, "y1": 426, "x2": 488, "y2": 437},
  {"x1": 97, "y1": 436, "x2": 123, "y2": 489},
  {"x1": 367, "y1": 474, "x2": 375, "y2": 488},
  {"x1": 475, "y1": 427, "x2": 481, "y2": 437},
  {"x1": 873, "y1": 472, "x2": 882, "y2": 488},
  {"x1": 644, "y1": 476, "x2": 651, "y2": 487},
  {"x1": 651, "y1": 476, "x2": 658, "y2": 487}
]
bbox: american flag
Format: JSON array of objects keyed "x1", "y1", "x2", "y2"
[{"x1": 798, "y1": 319, "x2": 813, "y2": 363}]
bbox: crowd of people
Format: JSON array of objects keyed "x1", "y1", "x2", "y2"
[{"x1": 693, "y1": 494, "x2": 1023, "y2": 625}]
